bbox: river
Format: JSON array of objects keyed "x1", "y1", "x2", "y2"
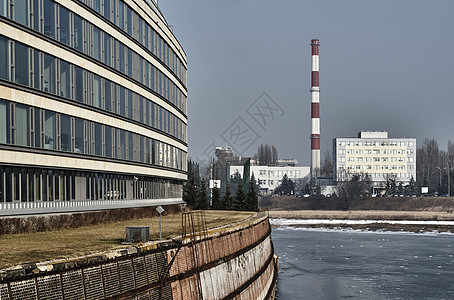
[{"x1": 271, "y1": 221, "x2": 454, "y2": 299}]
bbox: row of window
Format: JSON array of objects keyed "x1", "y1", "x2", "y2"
[
  {"x1": 341, "y1": 157, "x2": 414, "y2": 163},
  {"x1": 76, "y1": 0, "x2": 186, "y2": 84},
  {"x1": 0, "y1": 36, "x2": 187, "y2": 143},
  {"x1": 0, "y1": 0, "x2": 187, "y2": 113},
  {"x1": 257, "y1": 170, "x2": 303, "y2": 177},
  {"x1": 338, "y1": 141, "x2": 415, "y2": 147},
  {"x1": 0, "y1": 99, "x2": 187, "y2": 171},
  {"x1": 345, "y1": 165, "x2": 408, "y2": 171},
  {"x1": 0, "y1": 166, "x2": 183, "y2": 203},
  {"x1": 337, "y1": 169, "x2": 414, "y2": 179},
  {"x1": 337, "y1": 149, "x2": 414, "y2": 155}
]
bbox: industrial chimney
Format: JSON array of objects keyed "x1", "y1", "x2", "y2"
[{"x1": 310, "y1": 39, "x2": 320, "y2": 177}]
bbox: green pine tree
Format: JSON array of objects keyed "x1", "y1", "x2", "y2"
[
  {"x1": 211, "y1": 186, "x2": 221, "y2": 210},
  {"x1": 196, "y1": 179, "x2": 209, "y2": 210},
  {"x1": 183, "y1": 160, "x2": 198, "y2": 207},
  {"x1": 233, "y1": 183, "x2": 246, "y2": 211},
  {"x1": 246, "y1": 173, "x2": 259, "y2": 211},
  {"x1": 222, "y1": 183, "x2": 233, "y2": 210}
]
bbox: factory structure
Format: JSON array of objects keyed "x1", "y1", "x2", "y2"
[{"x1": 310, "y1": 39, "x2": 321, "y2": 178}]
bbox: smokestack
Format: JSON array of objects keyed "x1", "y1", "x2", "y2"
[{"x1": 310, "y1": 39, "x2": 320, "y2": 177}]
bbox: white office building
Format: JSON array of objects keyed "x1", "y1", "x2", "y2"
[{"x1": 333, "y1": 131, "x2": 416, "y2": 192}]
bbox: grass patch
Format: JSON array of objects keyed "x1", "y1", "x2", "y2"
[{"x1": 0, "y1": 210, "x2": 254, "y2": 269}]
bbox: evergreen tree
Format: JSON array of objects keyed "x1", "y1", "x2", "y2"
[
  {"x1": 211, "y1": 186, "x2": 221, "y2": 210},
  {"x1": 196, "y1": 179, "x2": 209, "y2": 210},
  {"x1": 246, "y1": 173, "x2": 259, "y2": 211},
  {"x1": 233, "y1": 183, "x2": 246, "y2": 211},
  {"x1": 230, "y1": 171, "x2": 242, "y2": 196},
  {"x1": 183, "y1": 159, "x2": 198, "y2": 207},
  {"x1": 222, "y1": 183, "x2": 233, "y2": 210},
  {"x1": 274, "y1": 174, "x2": 295, "y2": 196}
]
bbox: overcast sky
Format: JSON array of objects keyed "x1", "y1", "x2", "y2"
[{"x1": 159, "y1": 0, "x2": 454, "y2": 166}]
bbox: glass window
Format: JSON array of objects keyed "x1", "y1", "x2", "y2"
[
  {"x1": 126, "y1": 5, "x2": 132, "y2": 36},
  {"x1": 44, "y1": 111, "x2": 56, "y2": 149},
  {"x1": 93, "y1": 26, "x2": 101, "y2": 60},
  {"x1": 103, "y1": 0, "x2": 110, "y2": 20},
  {"x1": 33, "y1": 50, "x2": 40, "y2": 89},
  {"x1": 118, "y1": 42, "x2": 125, "y2": 73},
  {"x1": 14, "y1": 42, "x2": 29, "y2": 86},
  {"x1": 43, "y1": 0, "x2": 55, "y2": 38},
  {"x1": 74, "y1": 65, "x2": 83, "y2": 102},
  {"x1": 93, "y1": 0, "x2": 101, "y2": 13},
  {"x1": 15, "y1": 104, "x2": 29, "y2": 146},
  {"x1": 104, "y1": 79, "x2": 112, "y2": 112},
  {"x1": 104, "y1": 33, "x2": 111, "y2": 66},
  {"x1": 93, "y1": 74, "x2": 101, "y2": 108},
  {"x1": 105, "y1": 125, "x2": 112, "y2": 158},
  {"x1": 0, "y1": 35, "x2": 8, "y2": 80},
  {"x1": 128, "y1": 132, "x2": 133, "y2": 161},
  {"x1": 32, "y1": 0, "x2": 40, "y2": 31},
  {"x1": 34, "y1": 108, "x2": 40, "y2": 147},
  {"x1": 127, "y1": 90, "x2": 133, "y2": 119},
  {"x1": 60, "y1": 6, "x2": 70, "y2": 46},
  {"x1": 95, "y1": 123, "x2": 102, "y2": 156},
  {"x1": 74, "y1": 118, "x2": 84, "y2": 153},
  {"x1": 118, "y1": 0, "x2": 124, "y2": 30},
  {"x1": 0, "y1": 100, "x2": 9, "y2": 143},
  {"x1": 60, "y1": 60, "x2": 70, "y2": 98},
  {"x1": 74, "y1": 14, "x2": 83, "y2": 52},
  {"x1": 61, "y1": 114, "x2": 70, "y2": 151},
  {"x1": 43, "y1": 53, "x2": 56, "y2": 94},
  {"x1": 0, "y1": 0, "x2": 7, "y2": 17},
  {"x1": 119, "y1": 129, "x2": 125, "y2": 159},
  {"x1": 119, "y1": 86, "x2": 125, "y2": 116},
  {"x1": 14, "y1": 0, "x2": 27, "y2": 26}
]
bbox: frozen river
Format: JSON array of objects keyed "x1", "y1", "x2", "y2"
[{"x1": 271, "y1": 221, "x2": 454, "y2": 299}]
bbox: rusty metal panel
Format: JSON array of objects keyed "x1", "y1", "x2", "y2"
[
  {"x1": 118, "y1": 259, "x2": 136, "y2": 292},
  {"x1": 62, "y1": 269, "x2": 85, "y2": 300},
  {"x1": 9, "y1": 279, "x2": 36, "y2": 300},
  {"x1": 83, "y1": 266, "x2": 104, "y2": 300},
  {"x1": 36, "y1": 274, "x2": 63, "y2": 300},
  {"x1": 145, "y1": 253, "x2": 159, "y2": 283},
  {"x1": 133, "y1": 256, "x2": 148, "y2": 288},
  {"x1": 102, "y1": 262, "x2": 121, "y2": 297},
  {"x1": 0, "y1": 283, "x2": 10, "y2": 300}
]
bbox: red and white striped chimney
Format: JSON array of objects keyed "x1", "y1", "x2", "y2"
[{"x1": 310, "y1": 39, "x2": 320, "y2": 177}]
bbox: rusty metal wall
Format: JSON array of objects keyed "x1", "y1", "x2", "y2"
[{"x1": 0, "y1": 214, "x2": 276, "y2": 300}]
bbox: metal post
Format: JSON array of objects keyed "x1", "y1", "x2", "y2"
[{"x1": 159, "y1": 213, "x2": 162, "y2": 241}]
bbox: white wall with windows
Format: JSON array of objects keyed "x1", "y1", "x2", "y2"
[
  {"x1": 229, "y1": 165, "x2": 310, "y2": 194},
  {"x1": 333, "y1": 132, "x2": 416, "y2": 185}
]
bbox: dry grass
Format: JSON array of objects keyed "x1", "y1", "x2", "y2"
[{"x1": 0, "y1": 210, "x2": 254, "y2": 270}]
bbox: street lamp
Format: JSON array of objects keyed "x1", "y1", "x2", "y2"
[{"x1": 156, "y1": 206, "x2": 164, "y2": 241}]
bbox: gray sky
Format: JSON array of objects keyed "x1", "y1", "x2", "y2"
[{"x1": 160, "y1": 0, "x2": 454, "y2": 166}]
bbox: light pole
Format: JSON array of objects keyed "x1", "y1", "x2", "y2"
[
  {"x1": 447, "y1": 162, "x2": 451, "y2": 197},
  {"x1": 437, "y1": 167, "x2": 442, "y2": 195}
]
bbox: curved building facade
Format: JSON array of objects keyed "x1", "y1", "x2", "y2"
[{"x1": 0, "y1": 0, "x2": 187, "y2": 212}]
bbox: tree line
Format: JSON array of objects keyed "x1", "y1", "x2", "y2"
[{"x1": 183, "y1": 160, "x2": 259, "y2": 211}]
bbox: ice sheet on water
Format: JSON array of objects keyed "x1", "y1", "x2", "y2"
[{"x1": 271, "y1": 221, "x2": 454, "y2": 236}]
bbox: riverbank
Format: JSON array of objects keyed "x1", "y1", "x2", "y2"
[{"x1": 268, "y1": 210, "x2": 454, "y2": 233}]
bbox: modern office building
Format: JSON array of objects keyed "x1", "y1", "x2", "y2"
[
  {"x1": 333, "y1": 131, "x2": 416, "y2": 192},
  {"x1": 0, "y1": 0, "x2": 187, "y2": 212}
]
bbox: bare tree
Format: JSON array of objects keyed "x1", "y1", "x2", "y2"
[
  {"x1": 416, "y1": 139, "x2": 440, "y2": 193},
  {"x1": 335, "y1": 172, "x2": 371, "y2": 210},
  {"x1": 256, "y1": 144, "x2": 278, "y2": 166},
  {"x1": 320, "y1": 150, "x2": 333, "y2": 177}
]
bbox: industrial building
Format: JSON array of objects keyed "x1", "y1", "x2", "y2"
[
  {"x1": 333, "y1": 131, "x2": 416, "y2": 193},
  {"x1": 0, "y1": 0, "x2": 187, "y2": 214}
]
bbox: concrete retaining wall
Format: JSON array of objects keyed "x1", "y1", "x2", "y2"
[{"x1": 0, "y1": 212, "x2": 277, "y2": 299}]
